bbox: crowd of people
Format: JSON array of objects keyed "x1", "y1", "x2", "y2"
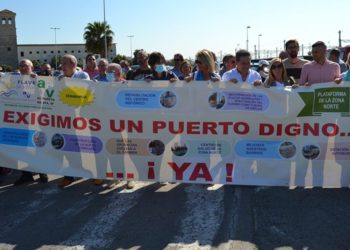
[{"x1": 1, "y1": 39, "x2": 350, "y2": 189}]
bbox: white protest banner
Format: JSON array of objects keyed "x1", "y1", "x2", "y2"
[{"x1": 1, "y1": 74, "x2": 350, "y2": 187}]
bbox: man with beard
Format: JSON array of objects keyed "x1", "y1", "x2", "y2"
[
  {"x1": 300, "y1": 41, "x2": 341, "y2": 86},
  {"x1": 283, "y1": 39, "x2": 309, "y2": 83},
  {"x1": 126, "y1": 49, "x2": 152, "y2": 80}
]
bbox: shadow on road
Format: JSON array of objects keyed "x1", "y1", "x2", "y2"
[{"x1": 1, "y1": 172, "x2": 350, "y2": 250}]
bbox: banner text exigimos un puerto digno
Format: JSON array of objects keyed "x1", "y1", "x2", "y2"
[{"x1": 1, "y1": 74, "x2": 350, "y2": 187}]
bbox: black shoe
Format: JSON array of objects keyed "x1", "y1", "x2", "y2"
[
  {"x1": 14, "y1": 174, "x2": 34, "y2": 186},
  {"x1": 58, "y1": 177, "x2": 75, "y2": 188},
  {"x1": 39, "y1": 174, "x2": 48, "y2": 183},
  {"x1": 0, "y1": 167, "x2": 12, "y2": 176}
]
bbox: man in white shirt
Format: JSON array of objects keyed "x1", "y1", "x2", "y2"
[
  {"x1": 59, "y1": 54, "x2": 90, "y2": 80},
  {"x1": 222, "y1": 49, "x2": 261, "y2": 85},
  {"x1": 58, "y1": 54, "x2": 89, "y2": 188}
]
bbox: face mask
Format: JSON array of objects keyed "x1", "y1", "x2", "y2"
[
  {"x1": 155, "y1": 64, "x2": 167, "y2": 73},
  {"x1": 106, "y1": 72, "x2": 115, "y2": 82}
]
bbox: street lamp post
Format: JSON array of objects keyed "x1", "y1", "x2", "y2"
[
  {"x1": 246, "y1": 26, "x2": 251, "y2": 51},
  {"x1": 254, "y1": 45, "x2": 257, "y2": 59},
  {"x1": 50, "y1": 27, "x2": 60, "y2": 70},
  {"x1": 103, "y1": 0, "x2": 108, "y2": 59},
  {"x1": 128, "y1": 35, "x2": 134, "y2": 59},
  {"x1": 258, "y1": 34, "x2": 262, "y2": 59}
]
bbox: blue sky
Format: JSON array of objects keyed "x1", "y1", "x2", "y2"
[{"x1": 1, "y1": 0, "x2": 350, "y2": 60}]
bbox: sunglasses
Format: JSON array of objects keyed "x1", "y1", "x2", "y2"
[
  {"x1": 174, "y1": 58, "x2": 182, "y2": 61},
  {"x1": 271, "y1": 64, "x2": 283, "y2": 70},
  {"x1": 87, "y1": 58, "x2": 96, "y2": 61},
  {"x1": 195, "y1": 60, "x2": 202, "y2": 65}
]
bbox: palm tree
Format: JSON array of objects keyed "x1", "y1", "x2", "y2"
[{"x1": 84, "y1": 21, "x2": 114, "y2": 57}]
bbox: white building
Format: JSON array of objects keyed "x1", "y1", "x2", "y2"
[{"x1": 17, "y1": 43, "x2": 117, "y2": 68}]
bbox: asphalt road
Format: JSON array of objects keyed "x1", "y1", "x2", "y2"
[{"x1": 1, "y1": 170, "x2": 350, "y2": 250}]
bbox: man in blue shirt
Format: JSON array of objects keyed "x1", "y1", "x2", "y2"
[
  {"x1": 94, "y1": 58, "x2": 109, "y2": 82},
  {"x1": 329, "y1": 49, "x2": 347, "y2": 73}
]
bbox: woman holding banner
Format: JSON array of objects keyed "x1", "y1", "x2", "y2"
[
  {"x1": 106, "y1": 63, "x2": 126, "y2": 82},
  {"x1": 192, "y1": 49, "x2": 221, "y2": 82},
  {"x1": 179, "y1": 60, "x2": 193, "y2": 81},
  {"x1": 263, "y1": 58, "x2": 296, "y2": 87},
  {"x1": 146, "y1": 52, "x2": 178, "y2": 82}
]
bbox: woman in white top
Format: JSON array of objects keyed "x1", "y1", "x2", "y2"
[{"x1": 263, "y1": 58, "x2": 294, "y2": 87}]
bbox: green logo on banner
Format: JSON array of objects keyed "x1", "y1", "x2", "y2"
[{"x1": 298, "y1": 87, "x2": 350, "y2": 117}]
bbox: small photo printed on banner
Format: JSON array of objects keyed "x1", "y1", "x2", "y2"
[
  {"x1": 208, "y1": 92, "x2": 225, "y2": 109},
  {"x1": 160, "y1": 91, "x2": 177, "y2": 108},
  {"x1": 51, "y1": 133, "x2": 65, "y2": 150},
  {"x1": 148, "y1": 140, "x2": 165, "y2": 156},
  {"x1": 171, "y1": 142, "x2": 188, "y2": 156},
  {"x1": 32, "y1": 131, "x2": 47, "y2": 147},
  {"x1": 302, "y1": 144, "x2": 320, "y2": 160},
  {"x1": 279, "y1": 141, "x2": 296, "y2": 159}
]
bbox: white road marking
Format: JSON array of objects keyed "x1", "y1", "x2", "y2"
[
  {"x1": 0, "y1": 244, "x2": 16, "y2": 250},
  {"x1": 167, "y1": 185, "x2": 225, "y2": 249},
  {"x1": 61, "y1": 196, "x2": 95, "y2": 217},
  {"x1": 59, "y1": 184, "x2": 148, "y2": 249}
]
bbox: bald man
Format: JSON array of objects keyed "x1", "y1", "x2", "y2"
[{"x1": 59, "y1": 54, "x2": 90, "y2": 80}]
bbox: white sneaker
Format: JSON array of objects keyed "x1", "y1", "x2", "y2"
[
  {"x1": 107, "y1": 180, "x2": 120, "y2": 189},
  {"x1": 126, "y1": 181, "x2": 135, "y2": 189}
]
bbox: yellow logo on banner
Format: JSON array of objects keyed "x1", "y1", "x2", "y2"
[
  {"x1": 59, "y1": 86, "x2": 95, "y2": 107},
  {"x1": 0, "y1": 76, "x2": 16, "y2": 91}
]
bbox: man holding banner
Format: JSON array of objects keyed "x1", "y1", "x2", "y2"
[
  {"x1": 222, "y1": 50, "x2": 261, "y2": 85},
  {"x1": 283, "y1": 39, "x2": 309, "y2": 84},
  {"x1": 300, "y1": 41, "x2": 341, "y2": 86},
  {"x1": 14, "y1": 59, "x2": 49, "y2": 185},
  {"x1": 58, "y1": 55, "x2": 90, "y2": 188}
]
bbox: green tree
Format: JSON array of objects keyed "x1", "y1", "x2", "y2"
[
  {"x1": 166, "y1": 60, "x2": 174, "y2": 66},
  {"x1": 77, "y1": 58, "x2": 84, "y2": 69},
  {"x1": 0, "y1": 64, "x2": 13, "y2": 72},
  {"x1": 50, "y1": 55, "x2": 62, "y2": 69},
  {"x1": 84, "y1": 21, "x2": 114, "y2": 57},
  {"x1": 32, "y1": 60, "x2": 41, "y2": 68},
  {"x1": 112, "y1": 54, "x2": 127, "y2": 64}
]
